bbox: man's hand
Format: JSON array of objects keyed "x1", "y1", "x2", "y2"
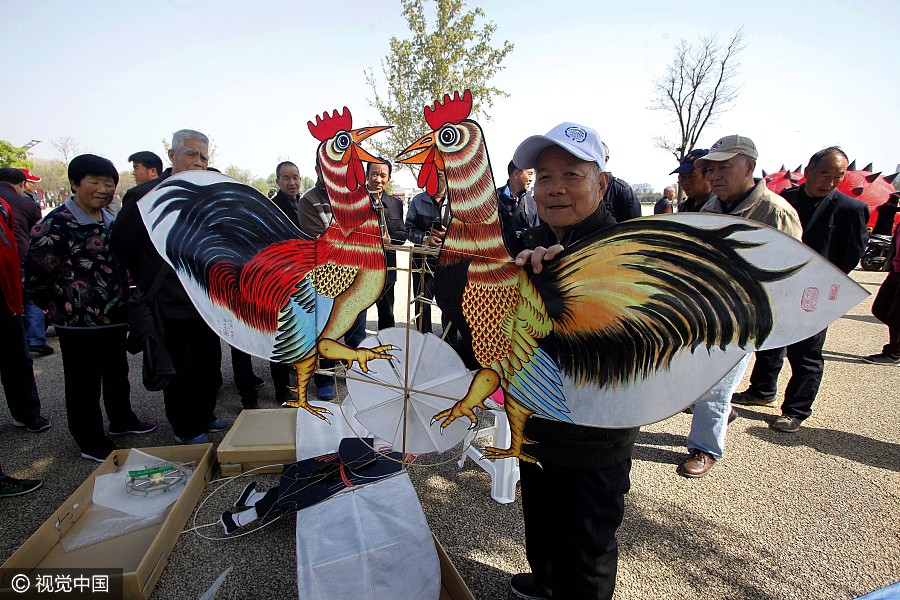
[
  {"x1": 515, "y1": 244, "x2": 564, "y2": 274},
  {"x1": 428, "y1": 225, "x2": 446, "y2": 248}
]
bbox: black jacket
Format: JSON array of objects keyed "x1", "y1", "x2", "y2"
[
  {"x1": 781, "y1": 185, "x2": 869, "y2": 274},
  {"x1": 0, "y1": 182, "x2": 40, "y2": 264},
  {"x1": 602, "y1": 173, "x2": 641, "y2": 222},
  {"x1": 374, "y1": 193, "x2": 407, "y2": 287},
  {"x1": 885, "y1": 224, "x2": 898, "y2": 273},
  {"x1": 496, "y1": 183, "x2": 528, "y2": 256},
  {"x1": 270, "y1": 189, "x2": 301, "y2": 229},
  {"x1": 111, "y1": 168, "x2": 201, "y2": 318},
  {"x1": 521, "y1": 203, "x2": 638, "y2": 469}
]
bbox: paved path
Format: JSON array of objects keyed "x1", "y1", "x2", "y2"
[{"x1": 1, "y1": 268, "x2": 897, "y2": 599}]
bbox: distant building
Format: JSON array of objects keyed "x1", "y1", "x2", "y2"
[{"x1": 631, "y1": 183, "x2": 654, "y2": 195}]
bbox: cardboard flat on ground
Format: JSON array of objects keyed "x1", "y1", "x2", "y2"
[
  {"x1": 435, "y1": 535, "x2": 475, "y2": 600},
  {"x1": 0, "y1": 445, "x2": 214, "y2": 600},
  {"x1": 217, "y1": 408, "x2": 298, "y2": 475}
]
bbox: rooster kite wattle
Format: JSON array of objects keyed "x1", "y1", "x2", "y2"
[
  {"x1": 399, "y1": 90, "x2": 868, "y2": 463},
  {"x1": 137, "y1": 108, "x2": 394, "y2": 419}
]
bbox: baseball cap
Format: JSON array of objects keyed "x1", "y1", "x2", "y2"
[
  {"x1": 19, "y1": 169, "x2": 41, "y2": 183},
  {"x1": 513, "y1": 122, "x2": 606, "y2": 171},
  {"x1": 669, "y1": 149, "x2": 709, "y2": 175},
  {"x1": 695, "y1": 135, "x2": 758, "y2": 168}
]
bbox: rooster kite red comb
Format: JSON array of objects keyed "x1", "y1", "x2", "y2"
[
  {"x1": 424, "y1": 90, "x2": 473, "y2": 130},
  {"x1": 308, "y1": 107, "x2": 353, "y2": 141}
]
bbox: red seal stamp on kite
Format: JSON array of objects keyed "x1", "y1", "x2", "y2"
[
  {"x1": 829, "y1": 284, "x2": 840, "y2": 301},
  {"x1": 801, "y1": 287, "x2": 819, "y2": 312}
]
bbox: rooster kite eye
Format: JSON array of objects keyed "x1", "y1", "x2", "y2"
[
  {"x1": 438, "y1": 125, "x2": 459, "y2": 147},
  {"x1": 334, "y1": 132, "x2": 351, "y2": 152}
]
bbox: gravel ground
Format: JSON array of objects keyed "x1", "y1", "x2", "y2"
[{"x1": 1, "y1": 268, "x2": 897, "y2": 600}]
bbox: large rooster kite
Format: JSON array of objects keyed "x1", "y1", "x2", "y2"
[
  {"x1": 399, "y1": 90, "x2": 867, "y2": 463},
  {"x1": 138, "y1": 108, "x2": 394, "y2": 418}
]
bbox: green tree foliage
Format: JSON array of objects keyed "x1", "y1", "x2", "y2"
[
  {"x1": 29, "y1": 158, "x2": 69, "y2": 200},
  {"x1": 300, "y1": 176, "x2": 315, "y2": 194},
  {"x1": 223, "y1": 164, "x2": 269, "y2": 195},
  {"x1": 116, "y1": 170, "x2": 136, "y2": 197},
  {"x1": 0, "y1": 139, "x2": 33, "y2": 169},
  {"x1": 224, "y1": 165, "x2": 253, "y2": 182},
  {"x1": 651, "y1": 29, "x2": 745, "y2": 161},
  {"x1": 249, "y1": 178, "x2": 269, "y2": 195},
  {"x1": 365, "y1": 0, "x2": 513, "y2": 172}
]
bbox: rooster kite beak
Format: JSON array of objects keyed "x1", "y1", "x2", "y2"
[
  {"x1": 398, "y1": 133, "x2": 445, "y2": 197},
  {"x1": 341, "y1": 125, "x2": 391, "y2": 191},
  {"x1": 343, "y1": 125, "x2": 392, "y2": 166}
]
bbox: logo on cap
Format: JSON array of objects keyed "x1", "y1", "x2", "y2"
[
  {"x1": 710, "y1": 140, "x2": 723, "y2": 152},
  {"x1": 564, "y1": 127, "x2": 587, "y2": 143}
]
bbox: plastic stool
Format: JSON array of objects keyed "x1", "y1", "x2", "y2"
[{"x1": 458, "y1": 409, "x2": 520, "y2": 504}]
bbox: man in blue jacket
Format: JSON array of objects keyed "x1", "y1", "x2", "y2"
[{"x1": 496, "y1": 160, "x2": 533, "y2": 255}]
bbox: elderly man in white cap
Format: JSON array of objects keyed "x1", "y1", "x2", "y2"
[
  {"x1": 508, "y1": 122, "x2": 636, "y2": 600},
  {"x1": 676, "y1": 134, "x2": 802, "y2": 479}
]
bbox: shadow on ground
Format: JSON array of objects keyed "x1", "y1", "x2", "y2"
[{"x1": 745, "y1": 426, "x2": 900, "y2": 472}]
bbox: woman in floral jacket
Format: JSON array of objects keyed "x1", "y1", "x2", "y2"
[{"x1": 25, "y1": 154, "x2": 154, "y2": 462}]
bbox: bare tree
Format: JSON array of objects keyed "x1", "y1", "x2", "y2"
[
  {"x1": 51, "y1": 136, "x2": 79, "y2": 162},
  {"x1": 651, "y1": 29, "x2": 746, "y2": 161}
]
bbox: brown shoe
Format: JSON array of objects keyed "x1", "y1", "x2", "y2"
[
  {"x1": 677, "y1": 449, "x2": 716, "y2": 478},
  {"x1": 731, "y1": 390, "x2": 777, "y2": 407}
]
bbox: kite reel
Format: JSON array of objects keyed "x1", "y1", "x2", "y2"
[{"x1": 125, "y1": 463, "x2": 193, "y2": 495}]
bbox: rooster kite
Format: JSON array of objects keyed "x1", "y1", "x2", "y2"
[
  {"x1": 138, "y1": 108, "x2": 394, "y2": 418},
  {"x1": 399, "y1": 90, "x2": 867, "y2": 463}
]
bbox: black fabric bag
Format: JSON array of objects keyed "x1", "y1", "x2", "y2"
[{"x1": 126, "y1": 265, "x2": 175, "y2": 391}]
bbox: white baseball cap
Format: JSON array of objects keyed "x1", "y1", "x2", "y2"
[{"x1": 513, "y1": 122, "x2": 606, "y2": 171}]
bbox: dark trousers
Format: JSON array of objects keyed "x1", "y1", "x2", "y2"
[
  {"x1": 162, "y1": 317, "x2": 221, "y2": 439},
  {"x1": 747, "y1": 328, "x2": 828, "y2": 420},
  {"x1": 57, "y1": 327, "x2": 136, "y2": 454},
  {"x1": 230, "y1": 346, "x2": 260, "y2": 404},
  {"x1": 270, "y1": 362, "x2": 291, "y2": 393},
  {"x1": 0, "y1": 310, "x2": 41, "y2": 423},
  {"x1": 872, "y1": 271, "x2": 900, "y2": 358},
  {"x1": 232, "y1": 347, "x2": 295, "y2": 394},
  {"x1": 520, "y1": 458, "x2": 631, "y2": 600},
  {"x1": 314, "y1": 310, "x2": 366, "y2": 389},
  {"x1": 375, "y1": 271, "x2": 396, "y2": 330}
]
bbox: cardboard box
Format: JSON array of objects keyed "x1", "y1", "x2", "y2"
[
  {"x1": 217, "y1": 408, "x2": 298, "y2": 476},
  {"x1": 435, "y1": 535, "x2": 475, "y2": 600},
  {"x1": 0, "y1": 445, "x2": 214, "y2": 600}
]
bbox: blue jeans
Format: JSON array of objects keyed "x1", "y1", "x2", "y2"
[
  {"x1": 23, "y1": 296, "x2": 47, "y2": 347},
  {"x1": 686, "y1": 354, "x2": 751, "y2": 460}
]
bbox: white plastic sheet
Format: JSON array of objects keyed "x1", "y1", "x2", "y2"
[
  {"x1": 92, "y1": 449, "x2": 191, "y2": 518},
  {"x1": 294, "y1": 472, "x2": 439, "y2": 600},
  {"x1": 62, "y1": 449, "x2": 193, "y2": 552}
]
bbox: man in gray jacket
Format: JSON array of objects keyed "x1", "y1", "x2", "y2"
[{"x1": 677, "y1": 134, "x2": 802, "y2": 478}]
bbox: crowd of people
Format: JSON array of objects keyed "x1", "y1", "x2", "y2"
[{"x1": 1, "y1": 123, "x2": 898, "y2": 600}]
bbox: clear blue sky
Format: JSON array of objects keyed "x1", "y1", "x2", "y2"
[{"x1": 5, "y1": 0, "x2": 899, "y2": 192}]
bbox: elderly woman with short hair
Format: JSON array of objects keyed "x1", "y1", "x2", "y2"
[{"x1": 25, "y1": 154, "x2": 155, "y2": 462}]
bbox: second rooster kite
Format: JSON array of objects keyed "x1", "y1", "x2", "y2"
[{"x1": 399, "y1": 90, "x2": 867, "y2": 463}]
